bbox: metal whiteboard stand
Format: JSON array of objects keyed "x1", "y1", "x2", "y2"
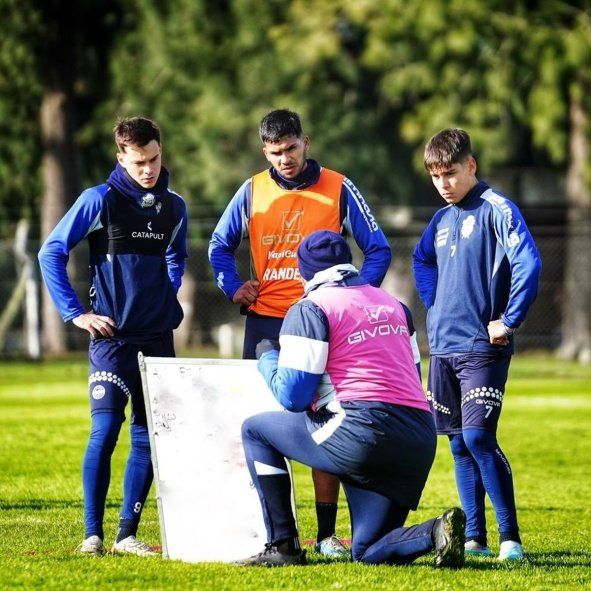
[{"x1": 139, "y1": 354, "x2": 297, "y2": 563}]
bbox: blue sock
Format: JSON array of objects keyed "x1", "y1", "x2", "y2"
[
  {"x1": 258, "y1": 474, "x2": 299, "y2": 544},
  {"x1": 242, "y1": 418, "x2": 298, "y2": 543},
  {"x1": 463, "y1": 428, "x2": 520, "y2": 543},
  {"x1": 315, "y1": 502, "x2": 338, "y2": 542},
  {"x1": 117, "y1": 423, "x2": 153, "y2": 542},
  {"x1": 449, "y1": 433, "x2": 487, "y2": 544},
  {"x1": 83, "y1": 412, "x2": 123, "y2": 539}
]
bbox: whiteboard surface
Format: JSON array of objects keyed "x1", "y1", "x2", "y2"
[{"x1": 141, "y1": 357, "x2": 289, "y2": 563}]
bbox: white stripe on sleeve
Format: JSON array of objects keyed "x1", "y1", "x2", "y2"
[
  {"x1": 410, "y1": 332, "x2": 421, "y2": 364},
  {"x1": 278, "y1": 334, "x2": 328, "y2": 374}
]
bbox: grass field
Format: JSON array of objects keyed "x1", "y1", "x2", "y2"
[{"x1": 1, "y1": 354, "x2": 590, "y2": 590}]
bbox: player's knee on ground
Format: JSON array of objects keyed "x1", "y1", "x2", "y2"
[{"x1": 350, "y1": 538, "x2": 371, "y2": 563}]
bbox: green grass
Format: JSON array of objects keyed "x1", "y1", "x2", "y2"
[{"x1": 1, "y1": 354, "x2": 590, "y2": 590}]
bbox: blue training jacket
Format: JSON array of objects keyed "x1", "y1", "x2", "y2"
[
  {"x1": 208, "y1": 159, "x2": 392, "y2": 301},
  {"x1": 38, "y1": 165, "x2": 188, "y2": 339},
  {"x1": 413, "y1": 181, "x2": 541, "y2": 356}
]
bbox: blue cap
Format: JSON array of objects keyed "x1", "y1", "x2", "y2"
[{"x1": 297, "y1": 230, "x2": 352, "y2": 280}]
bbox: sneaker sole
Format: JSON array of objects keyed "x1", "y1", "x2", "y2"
[
  {"x1": 80, "y1": 549, "x2": 106, "y2": 557},
  {"x1": 314, "y1": 546, "x2": 349, "y2": 558},
  {"x1": 233, "y1": 551, "x2": 307, "y2": 567},
  {"x1": 498, "y1": 552, "x2": 526, "y2": 562},
  {"x1": 111, "y1": 549, "x2": 158, "y2": 556},
  {"x1": 435, "y1": 508, "x2": 466, "y2": 568},
  {"x1": 465, "y1": 548, "x2": 492, "y2": 557}
]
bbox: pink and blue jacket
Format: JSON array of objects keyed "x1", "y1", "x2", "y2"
[{"x1": 257, "y1": 269, "x2": 429, "y2": 413}]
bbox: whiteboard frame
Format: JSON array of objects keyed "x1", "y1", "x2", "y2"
[{"x1": 139, "y1": 355, "x2": 297, "y2": 562}]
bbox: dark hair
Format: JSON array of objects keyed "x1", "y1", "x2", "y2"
[
  {"x1": 259, "y1": 109, "x2": 303, "y2": 143},
  {"x1": 114, "y1": 116, "x2": 161, "y2": 151},
  {"x1": 424, "y1": 128, "x2": 472, "y2": 171}
]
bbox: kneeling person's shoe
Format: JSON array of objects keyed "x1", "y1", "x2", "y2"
[
  {"x1": 79, "y1": 535, "x2": 106, "y2": 556},
  {"x1": 465, "y1": 539, "x2": 492, "y2": 557},
  {"x1": 498, "y1": 541, "x2": 525, "y2": 561},
  {"x1": 433, "y1": 507, "x2": 466, "y2": 568},
  {"x1": 112, "y1": 535, "x2": 157, "y2": 556},
  {"x1": 233, "y1": 543, "x2": 307, "y2": 567},
  {"x1": 315, "y1": 534, "x2": 349, "y2": 559}
]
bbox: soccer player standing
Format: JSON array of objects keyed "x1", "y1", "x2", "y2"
[
  {"x1": 38, "y1": 117, "x2": 188, "y2": 556},
  {"x1": 209, "y1": 109, "x2": 392, "y2": 557},
  {"x1": 413, "y1": 128, "x2": 542, "y2": 560}
]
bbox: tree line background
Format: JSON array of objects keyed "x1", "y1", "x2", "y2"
[{"x1": 0, "y1": 0, "x2": 590, "y2": 361}]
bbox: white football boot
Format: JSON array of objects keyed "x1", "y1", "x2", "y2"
[
  {"x1": 498, "y1": 540, "x2": 525, "y2": 561},
  {"x1": 112, "y1": 535, "x2": 158, "y2": 556},
  {"x1": 79, "y1": 535, "x2": 106, "y2": 556}
]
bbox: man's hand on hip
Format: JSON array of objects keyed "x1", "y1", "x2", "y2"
[
  {"x1": 232, "y1": 280, "x2": 259, "y2": 306},
  {"x1": 72, "y1": 312, "x2": 117, "y2": 338},
  {"x1": 487, "y1": 319, "x2": 510, "y2": 346}
]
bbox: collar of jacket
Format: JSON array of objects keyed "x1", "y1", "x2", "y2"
[
  {"x1": 303, "y1": 263, "x2": 362, "y2": 295},
  {"x1": 454, "y1": 180, "x2": 489, "y2": 209},
  {"x1": 269, "y1": 158, "x2": 321, "y2": 190},
  {"x1": 106, "y1": 164, "x2": 170, "y2": 205}
]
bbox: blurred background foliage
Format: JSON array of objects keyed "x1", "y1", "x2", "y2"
[
  {"x1": 1, "y1": 0, "x2": 589, "y2": 231},
  {"x1": 0, "y1": 0, "x2": 590, "y2": 360}
]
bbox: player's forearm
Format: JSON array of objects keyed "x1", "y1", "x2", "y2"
[
  {"x1": 344, "y1": 183, "x2": 392, "y2": 287},
  {"x1": 208, "y1": 248, "x2": 243, "y2": 300},
  {"x1": 166, "y1": 257, "x2": 186, "y2": 293},
  {"x1": 412, "y1": 235, "x2": 438, "y2": 308},
  {"x1": 258, "y1": 351, "x2": 319, "y2": 412},
  {"x1": 413, "y1": 262, "x2": 438, "y2": 308},
  {"x1": 38, "y1": 248, "x2": 85, "y2": 321},
  {"x1": 502, "y1": 265, "x2": 542, "y2": 327},
  {"x1": 359, "y1": 243, "x2": 392, "y2": 287},
  {"x1": 208, "y1": 219, "x2": 246, "y2": 300}
]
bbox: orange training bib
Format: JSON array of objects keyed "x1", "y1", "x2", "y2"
[{"x1": 248, "y1": 168, "x2": 343, "y2": 317}]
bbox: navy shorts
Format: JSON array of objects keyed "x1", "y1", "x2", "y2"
[
  {"x1": 313, "y1": 402, "x2": 437, "y2": 509},
  {"x1": 426, "y1": 353, "x2": 511, "y2": 435},
  {"x1": 88, "y1": 332, "x2": 175, "y2": 425}
]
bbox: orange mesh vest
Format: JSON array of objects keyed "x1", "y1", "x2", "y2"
[{"x1": 249, "y1": 168, "x2": 343, "y2": 317}]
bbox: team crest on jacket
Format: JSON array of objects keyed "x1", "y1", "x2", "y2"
[
  {"x1": 461, "y1": 215, "x2": 476, "y2": 239},
  {"x1": 141, "y1": 193, "x2": 155, "y2": 208}
]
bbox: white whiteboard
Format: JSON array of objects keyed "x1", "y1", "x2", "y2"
[{"x1": 139, "y1": 356, "x2": 294, "y2": 563}]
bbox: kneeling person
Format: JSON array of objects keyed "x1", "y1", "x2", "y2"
[{"x1": 237, "y1": 230, "x2": 466, "y2": 567}]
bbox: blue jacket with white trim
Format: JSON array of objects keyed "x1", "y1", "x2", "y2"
[
  {"x1": 208, "y1": 159, "x2": 392, "y2": 301},
  {"x1": 38, "y1": 166, "x2": 188, "y2": 339},
  {"x1": 413, "y1": 181, "x2": 541, "y2": 356}
]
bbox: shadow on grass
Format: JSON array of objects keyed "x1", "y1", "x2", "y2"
[
  {"x1": 522, "y1": 550, "x2": 591, "y2": 568},
  {"x1": 463, "y1": 550, "x2": 591, "y2": 570},
  {"x1": 0, "y1": 499, "x2": 123, "y2": 510},
  {"x1": 310, "y1": 549, "x2": 591, "y2": 569}
]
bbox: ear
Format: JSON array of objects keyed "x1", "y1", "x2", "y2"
[
  {"x1": 468, "y1": 155, "x2": 477, "y2": 175},
  {"x1": 262, "y1": 146, "x2": 271, "y2": 163},
  {"x1": 116, "y1": 151, "x2": 125, "y2": 166},
  {"x1": 303, "y1": 136, "x2": 310, "y2": 151}
]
